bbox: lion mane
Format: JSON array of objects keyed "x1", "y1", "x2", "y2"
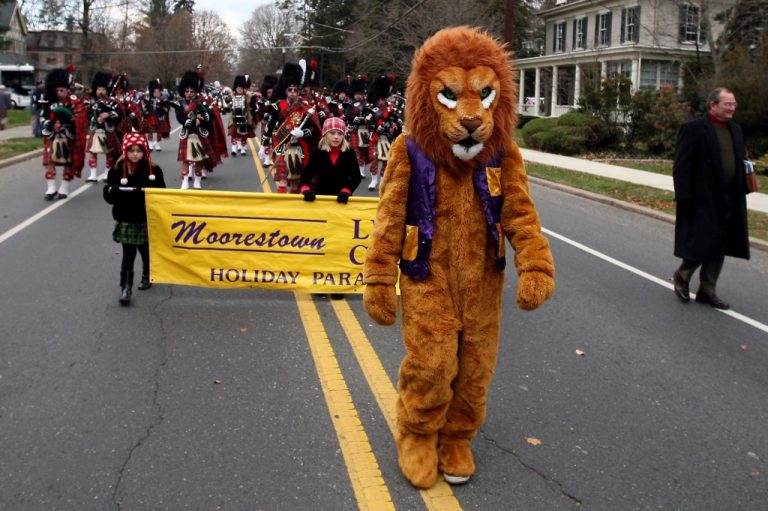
[{"x1": 405, "y1": 26, "x2": 518, "y2": 170}]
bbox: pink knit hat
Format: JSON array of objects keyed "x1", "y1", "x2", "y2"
[
  {"x1": 120, "y1": 131, "x2": 155, "y2": 185},
  {"x1": 322, "y1": 116, "x2": 346, "y2": 136}
]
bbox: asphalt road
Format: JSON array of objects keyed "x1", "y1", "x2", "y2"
[{"x1": 0, "y1": 128, "x2": 766, "y2": 511}]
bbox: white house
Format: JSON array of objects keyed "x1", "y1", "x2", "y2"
[{"x1": 515, "y1": 0, "x2": 737, "y2": 117}]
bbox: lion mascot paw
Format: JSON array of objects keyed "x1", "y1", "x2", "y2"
[{"x1": 363, "y1": 26, "x2": 555, "y2": 489}]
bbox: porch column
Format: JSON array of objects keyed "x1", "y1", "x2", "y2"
[
  {"x1": 601, "y1": 60, "x2": 607, "y2": 80},
  {"x1": 534, "y1": 67, "x2": 541, "y2": 115},
  {"x1": 519, "y1": 68, "x2": 525, "y2": 110},
  {"x1": 551, "y1": 65, "x2": 558, "y2": 108},
  {"x1": 574, "y1": 63, "x2": 581, "y2": 106},
  {"x1": 631, "y1": 58, "x2": 640, "y2": 92}
]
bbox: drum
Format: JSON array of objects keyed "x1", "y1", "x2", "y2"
[
  {"x1": 376, "y1": 136, "x2": 392, "y2": 161},
  {"x1": 88, "y1": 129, "x2": 107, "y2": 154},
  {"x1": 231, "y1": 95, "x2": 249, "y2": 135}
]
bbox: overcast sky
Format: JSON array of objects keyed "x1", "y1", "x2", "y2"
[{"x1": 193, "y1": 0, "x2": 274, "y2": 34}]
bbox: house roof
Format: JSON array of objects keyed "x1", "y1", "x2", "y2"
[
  {"x1": 0, "y1": 2, "x2": 17, "y2": 28},
  {"x1": 0, "y1": 51, "x2": 32, "y2": 66}
]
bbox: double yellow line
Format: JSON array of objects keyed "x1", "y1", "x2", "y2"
[{"x1": 248, "y1": 138, "x2": 462, "y2": 510}]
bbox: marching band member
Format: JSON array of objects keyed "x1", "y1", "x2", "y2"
[
  {"x1": 256, "y1": 75, "x2": 278, "y2": 165},
  {"x1": 346, "y1": 76, "x2": 372, "y2": 179},
  {"x1": 40, "y1": 67, "x2": 88, "y2": 200},
  {"x1": 365, "y1": 74, "x2": 399, "y2": 191},
  {"x1": 227, "y1": 74, "x2": 255, "y2": 156},
  {"x1": 110, "y1": 73, "x2": 140, "y2": 140},
  {"x1": 172, "y1": 70, "x2": 215, "y2": 190},
  {"x1": 262, "y1": 62, "x2": 321, "y2": 194},
  {"x1": 141, "y1": 79, "x2": 171, "y2": 152},
  {"x1": 85, "y1": 71, "x2": 121, "y2": 183}
]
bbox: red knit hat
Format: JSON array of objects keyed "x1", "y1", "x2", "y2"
[
  {"x1": 322, "y1": 116, "x2": 346, "y2": 136},
  {"x1": 120, "y1": 131, "x2": 155, "y2": 185}
]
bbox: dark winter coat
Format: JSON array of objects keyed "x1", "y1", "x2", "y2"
[
  {"x1": 103, "y1": 160, "x2": 166, "y2": 223},
  {"x1": 673, "y1": 115, "x2": 749, "y2": 261},
  {"x1": 300, "y1": 147, "x2": 362, "y2": 196}
]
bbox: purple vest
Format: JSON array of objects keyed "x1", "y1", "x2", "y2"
[{"x1": 401, "y1": 138, "x2": 505, "y2": 281}]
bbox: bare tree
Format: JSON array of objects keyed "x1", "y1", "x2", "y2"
[{"x1": 237, "y1": 4, "x2": 296, "y2": 79}]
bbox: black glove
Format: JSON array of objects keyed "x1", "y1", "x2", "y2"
[
  {"x1": 103, "y1": 185, "x2": 117, "y2": 203},
  {"x1": 353, "y1": 116, "x2": 363, "y2": 125},
  {"x1": 336, "y1": 191, "x2": 350, "y2": 204},
  {"x1": 302, "y1": 190, "x2": 316, "y2": 202},
  {"x1": 318, "y1": 110, "x2": 327, "y2": 121},
  {"x1": 376, "y1": 124, "x2": 386, "y2": 134}
]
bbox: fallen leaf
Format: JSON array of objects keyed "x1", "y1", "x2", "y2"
[
  {"x1": 213, "y1": 379, "x2": 222, "y2": 384},
  {"x1": 526, "y1": 437, "x2": 542, "y2": 446},
  {"x1": 240, "y1": 328, "x2": 248, "y2": 333},
  {"x1": 575, "y1": 349, "x2": 586, "y2": 357},
  {"x1": 740, "y1": 344, "x2": 749, "y2": 351},
  {"x1": 751, "y1": 469, "x2": 760, "y2": 477}
]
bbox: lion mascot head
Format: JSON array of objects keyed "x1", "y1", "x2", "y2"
[{"x1": 405, "y1": 26, "x2": 518, "y2": 172}]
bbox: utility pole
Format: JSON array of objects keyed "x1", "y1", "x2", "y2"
[{"x1": 504, "y1": 0, "x2": 515, "y2": 46}]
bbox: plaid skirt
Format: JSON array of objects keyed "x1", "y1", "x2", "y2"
[{"x1": 113, "y1": 222, "x2": 148, "y2": 245}]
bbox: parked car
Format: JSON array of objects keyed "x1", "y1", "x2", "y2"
[{"x1": 9, "y1": 86, "x2": 31, "y2": 109}]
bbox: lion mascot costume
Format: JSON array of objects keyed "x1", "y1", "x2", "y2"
[{"x1": 363, "y1": 26, "x2": 556, "y2": 489}]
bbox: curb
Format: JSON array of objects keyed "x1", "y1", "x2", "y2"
[
  {"x1": 0, "y1": 148, "x2": 44, "y2": 169},
  {"x1": 529, "y1": 175, "x2": 768, "y2": 254}
]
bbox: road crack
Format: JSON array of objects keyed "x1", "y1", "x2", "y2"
[
  {"x1": 480, "y1": 429, "x2": 583, "y2": 508},
  {"x1": 111, "y1": 288, "x2": 173, "y2": 510}
]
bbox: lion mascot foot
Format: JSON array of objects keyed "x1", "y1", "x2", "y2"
[
  {"x1": 438, "y1": 440, "x2": 475, "y2": 484},
  {"x1": 397, "y1": 430, "x2": 439, "y2": 489}
]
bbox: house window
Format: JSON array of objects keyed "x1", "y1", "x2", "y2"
[
  {"x1": 607, "y1": 60, "x2": 631, "y2": 79},
  {"x1": 659, "y1": 62, "x2": 679, "y2": 87},
  {"x1": 621, "y1": 6, "x2": 640, "y2": 44},
  {"x1": 680, "y1": 3, "x2": 707, "y2": 44},
  {"x1": 554, "y1": 22, "x2": 566, "y2": 52},
  {"x1": 573, "y1": 17, "x2": 587, "y2": 50},
  {"x1": 595, "y1": 12, "x2": 612, "y2": 47},
  {"x1": 639, "y1": 60, "x2": 680, "y2": 90}
]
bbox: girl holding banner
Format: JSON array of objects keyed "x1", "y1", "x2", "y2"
[
  {"x1": 299, "y1": 116, "x2": 362, "y2": 204},
  {"x1": 103, "y1": 132, "x2": 166, "y2": 305}
]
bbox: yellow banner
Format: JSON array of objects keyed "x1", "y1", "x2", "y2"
[{"x1": 145, "y1": 189, "x2": 378, "y2": 293}]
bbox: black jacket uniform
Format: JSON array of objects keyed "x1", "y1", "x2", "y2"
[{"x1": 103, "y1": 160, "x2": 166, "y2": 223}]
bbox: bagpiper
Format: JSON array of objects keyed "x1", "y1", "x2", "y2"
[
  {"x1": 262, "y1": 62, "x2": 321, "y2": 194},
  {"x1": 226, "y1": 74, "x2": 256, "y2": 156},
  {"x1": 365, "y1": 74, "x2": 400, "y2": 191},
  {"x1": 256, "y1": 74, "x2": 278, "y2": 165},
  {"x1": 110, "y1": 73, "x2": 140, "y2": 140},
  {"x1": 40, "y1": 66, "x2": 88, "y2": 200},
  {"x1": 172, "y1": 69, "x2": 216, "y2": 189},
  {"x1": 346, "y1": 76, "x2": 372, "y2": 179},
  {"x1": 85, "y1": 71, "x2": 121, "y2": 183},
  {"x1": 140, "y1": 79, "x2": 171, "y2": 152}
]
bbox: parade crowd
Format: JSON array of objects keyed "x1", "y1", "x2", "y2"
[{"x1": 37, "y1": 60, "x2": 405, "y2": 199}]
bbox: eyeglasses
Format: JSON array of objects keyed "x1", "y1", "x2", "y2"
[{"x1": 720, "y1": 102, "x2": 737, "y2": 108}]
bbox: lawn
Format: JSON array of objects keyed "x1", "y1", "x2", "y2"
[
  {"x1": 8, "y1": 108, "x2": 33, "y2": 129},
  {"x1": 0, "y1": 136, "x2": 43, "y2": 160}
]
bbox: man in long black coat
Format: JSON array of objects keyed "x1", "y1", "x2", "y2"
[{"x1": 672, "y1": 87, "x2": 750, "y2": 310}]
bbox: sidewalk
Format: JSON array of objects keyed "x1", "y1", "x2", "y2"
[
  {"x1": 0, "y1": 123, "x2": 35, "y2": 141},
  {"x1": 521, "y1": 148, "x2": 768, "y2": 214}
]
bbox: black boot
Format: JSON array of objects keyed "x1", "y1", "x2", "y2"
[
  {"x1": 119, "y1": 271, "x2": 133, "y2": 305},
  {"x1": 137, "y1": 274, "x2": 152, "y2": 291}
]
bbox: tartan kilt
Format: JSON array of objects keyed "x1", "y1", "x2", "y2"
[
  {"x1": 177, "y1": 135, "x2": 214, "y2": 163},
  {"x1": 228, "y1": 124, "x2": 255, "y2": 139},
  {"x1": 87, "y1": 130, "x2": 121, "y2": 159},
  {"x1": 113, "y1": 222, "x2": 148, "y2": 245},
  {"x1": 158, "y1": 117, "x2": 171, "y2": 139},
  {"x1": 140, "y1": 114, "x2": 160, "y2": 133}
]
